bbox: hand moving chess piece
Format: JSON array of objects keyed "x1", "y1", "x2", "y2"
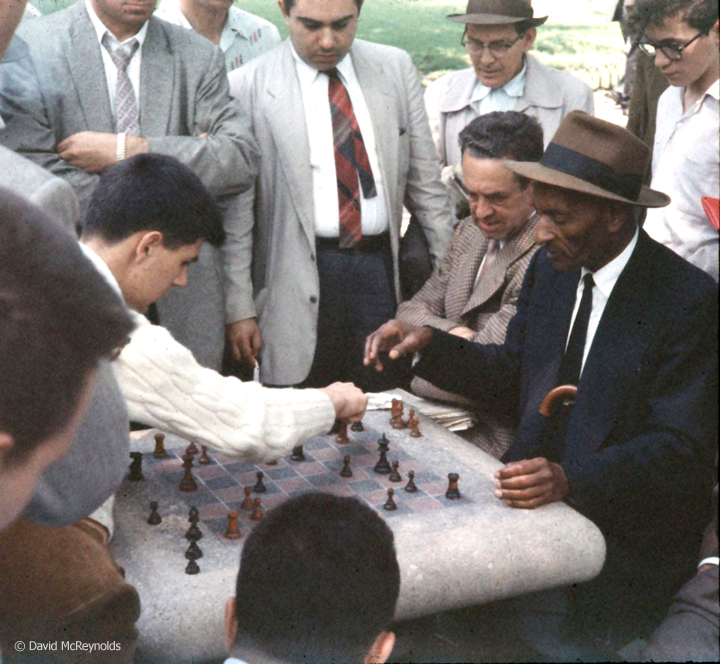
[
  {"x1": 384, "y1": 488, "x2": 397, "y2": 511},
  {"x1": 241, "y1": 486, "x2": 253, "y2": 510},
  {"x1": 199, "y1": 445, "x2": 211, "y2": 465},
  {"x1": 224, "y1": 511, "x2": 242, "y2": 540},
  {"x1": 339, "y1": 455, "x2": 353, "y2": 478},
  {"x1": 404, "y1": 470, "x2": 418, "y2": 493},
  {"x1": 335, "y1": 420, "x2": 349, "y2": 444},
  {"x1": 147, "y1": 501, "x2": 162, "y2": 525},
  {"x1": 253, "y1": 471, "x2": 267, "y2": 493},
  {"x1": 179, "y1": 453, "x2": 198, "y2": 492},
  {"x1": 291, "y1": 445, "x2": 306, "y2": 461},
  {"x1": 251, "y1": 498, "x2": 264, "y2": 521},
  {"x1": 446, "y1": 473, "x2": 461, "y2": 500},
  {"x1": 153, "y1": 433, "x2": 168, "y2": 458},
  {"x1": 187, "y1": 441, "x2": 199, "y2": 455},
  {"x1": 127, "y1": 452, "x2": 144, "y2": 481},
  {"x1": 389, "y1": 460, "x2": 402, "y2": 483}
]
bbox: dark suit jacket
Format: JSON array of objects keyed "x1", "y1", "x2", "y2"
[{"x1": 416, "y1": 230, "x2": 718, "y2": 611}]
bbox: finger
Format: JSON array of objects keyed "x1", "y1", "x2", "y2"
[
  {"x1": 504, "y1": 495, "x2": 547, "y2": 510},
  {"x1": 387, "y1": 335, "x2": 418, "y2": 360},
  {"x1": 495, "y1": 458, "x2": 545, "y2": 479},
  {"x1": 238, "y1": 336, "x2": 256, "y2": 366},
  {"x1": 495, "y1": 484, "x2": 546, "y2": 501}
]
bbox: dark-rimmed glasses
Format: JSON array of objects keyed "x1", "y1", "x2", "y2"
[
  {"x1": 461, "y1": 31, "x2": 524, "y2": 59},
  {"x1": 637, "y1": 28, "x2": 710, "y2": 62}
]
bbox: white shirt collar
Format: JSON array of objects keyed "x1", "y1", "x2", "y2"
[
  {"x1": 80, "y1": 243, "x2": 124, "y2": 300},
  {"x1": 581, "y1": 225, "x2": 639, "y2": 300},
  {"x1": 291, "y1": 44, "x2": 353, "y2": 91},
  {"x1": 471, "y1": 59, "x2": 527, "y2": 104},
  {"x1": 85, "y1": 0, "x2": 150, "y2": 47}
]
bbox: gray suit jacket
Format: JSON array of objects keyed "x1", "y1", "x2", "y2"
[
  {"x1": 1, "y1": 4, "x2": 260, "y2": 369},
  {"x1": 228, "y1": 39, "x2": 453, "y2": 385}
]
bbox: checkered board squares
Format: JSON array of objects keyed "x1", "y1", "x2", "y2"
[{"x1": 144, "y1": 425, "x2": 470, "y2": 538}]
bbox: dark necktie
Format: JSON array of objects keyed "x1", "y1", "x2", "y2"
[
  {"x1": 102, "y1": 33, "x2": 140, "y2": 136},
  {"x1": 326, "y1": 68, "x2": 377, "y2": 249},
  {"x1": 542, "y1": 273, "x2": 595, "y2": 462}
]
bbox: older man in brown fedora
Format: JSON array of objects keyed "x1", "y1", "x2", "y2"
[
  {"x1": 365, "y1": 111, "x2": 718, "y2": 656},
  {"x1": 425, "y1": 0, "x2": 593, "y2": 172}
]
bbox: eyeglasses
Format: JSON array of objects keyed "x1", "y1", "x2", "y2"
[
  {"x1": 461, "y1": 32, "x2": 524, "y2": 59},
  {"x1": 637, "y1": 28, "x2": 709, "y2": 62}
]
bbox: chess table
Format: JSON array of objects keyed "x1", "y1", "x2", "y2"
[{"x1": 111, "y1": 410, "x2": 605, "y2": 663}]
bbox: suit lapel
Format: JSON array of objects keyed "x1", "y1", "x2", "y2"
[
  {"x1": 66, "y1": 2, "x2": 114, "y2": 133},
  {"x1": 139, "y1": 19, "x2": 174, "y2": 137}
]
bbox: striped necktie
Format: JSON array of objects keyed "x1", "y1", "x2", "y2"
[{"x1": 102, "y1": 33, "x2": 140, "y2": 136}]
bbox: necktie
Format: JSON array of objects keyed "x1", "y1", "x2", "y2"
[
  {"x1": 474, "y1": 239, "x2": 499, "y2": 288},
  {"x1": 326, "y1": 68, "x2": 376, "y2": 248},
  {"x1": 102, "y1": 33, "x2": 140, "y2": 136},
  {"x1": 541, "y1": 273, "x2": 595, "y2": 462}
]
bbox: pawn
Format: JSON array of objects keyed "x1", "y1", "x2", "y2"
[
  {"x1": 335, "y1": 421, "x2": 349, "y2": 444},
  {"x1": 404, "y1": 470, "x2": 418, "y2": 493},
  {"x1": 188, "y1": 506, "x2": 199, "y2": 523},
  {"x1": 224, "y1": 511, "x2": 242, "y2": 540},
  {"x1": 241, "y1": 486, "x2": 253, "y2": 510},
  {"x1": 251, "y1": 498, "x2": 264, "y2": 521},
  {"x1": 187, "y1": 441, "x2": 199, "y2": 455},
  {"x1": 185, "y1": 522, "x2": 203, "y2": 541},
  {"x1": 383, "y1": 488, "x2": 397, "y2": 511},
  {"x1": 409, "y1": 416, "x2": 422, "y2": 439},
  {"x1": 351, "y1": 421, "x2": 364, "y2": 432},
  {"x1": 147, "y1": 501, "x2": 162, "y2": 525},
  {"x1": 253, "y1": 471, "x2": 267, "y2": 493},
  {"x1": 127, "y1": 452, "x2": 144, "y2": 481},
  {"x1": 339, "y1": 455, "x2": 353, "y2": 478},
  {"x1": 198, "y1": 446, "x2": 211, "y2": 465},
  {"x1": 388, "y1": 460, "x2": 402, "y2": 483},
  {"x1": 185, "y1": 558, "x2": 200, "y2": 575},
  {"x1": 291, "y1": 446, "x2": 306, "y2": 462},
  {"x1": 153, "y1": 433, "x2": 168, "y2": 458},
  {"x1": 185, "y1": 540, "x2": 203, "y2": 560},
  {"x1": 446, "y1": 472, "x2": 461, "y2": 500}
]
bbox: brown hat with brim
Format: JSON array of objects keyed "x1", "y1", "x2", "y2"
[
  {"x1": 447, "y1": 0, "x2": 548, "y2": 26},
  {"x1": 505, "y1": 111, "x2": 670, "y2": 208}
]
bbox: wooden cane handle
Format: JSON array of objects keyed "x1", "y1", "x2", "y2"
[{"x1": 539, "y1": 385, "x2": 578, "y2": 417}]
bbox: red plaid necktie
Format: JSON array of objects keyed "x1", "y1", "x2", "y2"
[{"x1": 326, "y1": 68, "x2": 377, "y2": 248}]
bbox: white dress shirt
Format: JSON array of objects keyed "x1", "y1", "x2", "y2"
[
  {"x1": 85, "y1": 0, "x2": 148, "y2": 116},
  {"x1": 291, "y1": 47, "x2": 388, "y2": 238},
  {"x1": 567, "y1": 227, "x2": 639, "y2": 376},
  {"x1": 471, "y1": 61, "x2": 527, "y2": 116},
  {"x1": 645, "y1": 80, "x2": 719, "y2": 282}
]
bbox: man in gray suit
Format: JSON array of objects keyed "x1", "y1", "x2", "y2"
[
  {"x1": 227, "y1": 0, "x2": 453, "y2": 390},
  {"x1": 0, "y1": 0, "x2": 259, "y2": 369}
]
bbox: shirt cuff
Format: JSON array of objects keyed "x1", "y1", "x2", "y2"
[{"x1": 698, "y1": 556, "x2": 719, "y2": 569}]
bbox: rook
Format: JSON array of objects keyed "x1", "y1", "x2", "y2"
[
  {"x1": 153, "y1": 433, "x2": 168, "y2": 458},
  {"x1": 224, "y1": 511, "x2": 242, "y2": 540},
  {"x1": 446, "y1": 473, "x2": 461, "y2": 500}
]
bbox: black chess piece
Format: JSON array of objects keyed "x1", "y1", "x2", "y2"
[
  {"x1": 127, "y1": 452, "x2": 144, "y2": 481},
  {"x1": 374, "y1": 436, "x2": 392, "y2": 475},
  {"x1": 185, "y1": 540, "x2": 203, "y2": 560},
  {"x1": 187, "y1": 441, "x2": 199, "y2": 455},
  {"x1": 389, "y1": 460, "x2": 402, "y2": 482},
  {"x1": 405, "y1": 470, "x2": 418, "y2": 493},
  {"x1": 179, "y1": 453, "x2": 198, "y2": 492},
  {"x1": 351, "y1": 421, "x2": 364, "y2": 432},
  {"x1": 383, "y1": 488, "x2": 397, "y2": 511},
  {"x1": 198, "y1": 446, "x2": 211, "y2": 464},
  {"x1": 339, "y1": 455, "x2": 353, "y2": 478},
  {"x1": 185, "y1": 559, "x2": 200, "y2": 575},
  {"x1": 253, "y1": 471, "x2": 267, "y2": 493},
  {"x1": 446, "y1": 472, "x2": 461, "y2": 500},
  {"x1": 185, "y1": 523, "x2": 203, "y2": 541},
  {"x1": 147, "y1": 501, "x2": 162, "y2": 525},
  {"x1": 188, "y1": 506, "x2": 199, "y2": 522},
  {"x1": 291, "y1": 446, "x2": 306, "y2": 461}
]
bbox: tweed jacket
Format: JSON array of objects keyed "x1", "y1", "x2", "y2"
[
  {"x1": 227, "y1": 39, "x2": 453, "y2": 385},
  {"x1": 425, "y1": 54, "x2": 594, "y2": 167},
  {"x1": 0, "y1": 6, "x2": 260, "y2": 369},
  {"x1": 397, "y1": 213, "x2": 539, "y2": 458}
]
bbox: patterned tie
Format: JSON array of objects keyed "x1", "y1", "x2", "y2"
[
  {"x1": 474, "y1": 239, "x2": 499, "y2": 288},
  {"x1": 326, "y1": 68, "x2": 377, "y2": 249},
  {"x1": 102, "y1": 33, "x2": 140, "y2": 136}
]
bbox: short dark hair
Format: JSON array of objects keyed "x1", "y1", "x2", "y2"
[
  {"x1": 83, "y1": 154, "x2": 225, "y2": 249},
  {"x1": 234, "y1": 493, "x2": 400, "y2": 663},
  {"x1": 459, "y1": 111, "x2": 544, "y2": 187},
  {"x1": 0, "y1": 189, "x2": 135, "y2": 461},
  {"x1": 283, "y1": 0, "x2": 364, "y2": 13},
  {"x1": 631, "y1": 0, "x2": 718, "y2": 32}
]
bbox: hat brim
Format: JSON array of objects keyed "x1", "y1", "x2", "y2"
[
  {"x1": 446, "y1": 13, "x2": 548, "y2": 26},
  {"x1": 504, "y1": 160, "x2": 671, "y2": 208}
]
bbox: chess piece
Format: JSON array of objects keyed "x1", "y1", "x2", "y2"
[
  {"x1": 187, "y1": 441, "x2": 199, "y2": 455},
  {"x1": 339, "y1": 455, "x2": 353, "y2": 478},
  {"x1": 251, "y1": 498, "x2": 264, "y2": 521},
  {"x1": 179, "y1": 453, "x2": 198, "y2": 492},
  {"x1": 199, "y1": 445, "x2": 211, "y2": 465},
  {"x1": 374, "y1": 436, "x2": 392, "y2": 474},
  {"x1": 153, "y1": 433, "x2": 168, "y2": 458},
  {"x1": 253, "y1": 471, "x2": 267, "y2": 493},
  {"x1": 291, "y1": 445, "x2": 306, "y2": 461},
  {"x1": 185, "y1": 523, "x2": 203, "y2": 541},
  {"x1": 409, "y1": 413, "x2": 422, "y2": 438},
  {"x1": 405, "y1": 470, "x2": 418, "y2": 493},
  {"x1": 224, "y1": 511, "x2": 242, "y2": 540},
  {"x1": 391, "y1": 401, "x2": 406, "y2": 429},
  {"x1": 383, "y1": 488, "x2": 397, "y2": 511},
  {"x1": 351, "y1": 421, "x2": 364, "y2": 432},
  {"x1": 446, "y1": 473, "x2": 461, "y2": 500},
  {"x1": 185, "y1": 540, "x2": 203, "y2": 560},
  {"x1": 188, "y1": 506, "x2": 199, "y2": 522},
  {"x1": 127, "y1": 452, "x2": 144, "y2": 481},
  {"x1": 241, "y1": 486, "x2": 253, "y2": 510},
  {"x1": 389, "y1": 460, "x2": 402, "y2": 483},
  {"x1": 147, "y1": 501, "x2": 162, "y2": 525},
  {"x1": 335, "y1": 420, "x2": 349, "y2": 444},
  {"x1": 185, "y1": 559, "x2": 200, "y2": 575}
]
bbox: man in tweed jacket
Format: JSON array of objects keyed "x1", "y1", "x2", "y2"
[{"x1": 397, "y1": 112, "x2": 542, "y2": 458}]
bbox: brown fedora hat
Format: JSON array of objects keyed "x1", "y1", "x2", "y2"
[
  {"x1": 505, "y1": 111, "x2": 670, "y2": 208},
  {"x1": 447, "y1": 0, "x2": 548, "y2": 26}
]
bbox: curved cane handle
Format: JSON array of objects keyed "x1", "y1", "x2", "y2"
[{"x1": 539, "y1": 385, "x2": 578, "y2": 418}]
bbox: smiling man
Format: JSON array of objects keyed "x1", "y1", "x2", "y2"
[
  {"x1": 226, "y1": 0, "x2": 452, "y2": 392},
  {"x1": 365, "y1": 111, "x2": 718, "y2": 657}
]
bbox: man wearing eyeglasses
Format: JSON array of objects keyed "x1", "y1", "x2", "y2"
[
  {"x1": 425, "y1": 0, "x2": 594, "y2": 173},
  {"x1": 633, "y1": 0, "x2": 719, "y2": 282}
]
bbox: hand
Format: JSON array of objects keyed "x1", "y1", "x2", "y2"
[
  {"x1": 364, "y1": 320, "x2": 432, "y2": 372},
  {"x1": 57, "y1": 132, "x2": 147, "y2": 173},
  {"x1": 225, "y1": 318, "x2": 262, "y2": 368},
  {"x1": 319, "y1": 382, "x2": 368, "y2": 422},
  {"x1": 494, "y1": 457, "x2": 569, "y2": 509},
  {"x1": 448, "y1": 326, "x2": 475, "y2": 340}
]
